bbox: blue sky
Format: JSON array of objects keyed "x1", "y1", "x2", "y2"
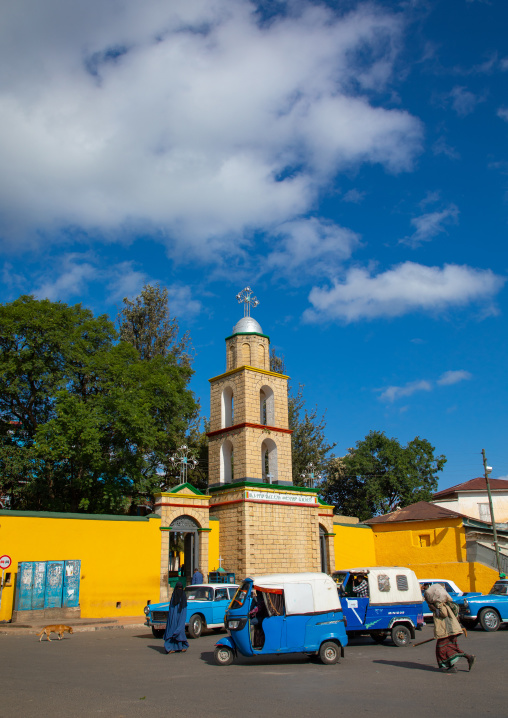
[{"x1": 1, "y1": 0, "x2": 507, "y2": 490}]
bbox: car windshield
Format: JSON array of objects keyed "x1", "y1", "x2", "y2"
[
  {"x1": 489, "y1": 583, "x2": 508, "y2": 596},
  {"x1": 185, "y1": 587, "x2": 212, "y2": 601}
]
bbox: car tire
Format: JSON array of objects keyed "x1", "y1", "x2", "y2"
[
  {"x1": 151, "y1": 627, "x2": 165, "y2": 639},
  {"x1": 187, "y1": 614, "x2": 203, "y2": 639},
  {"x1": 479, "y1": 608, "x2": 501, "y2": 632},
  {"x1": 391, "y1": 624, "x2": 411, "y2": 647},
  {"x1": 370, "y1": 631, "x2": 388, "y2": 644},
  {"x1": 319, "y1": 641, "x2": 340, "y2": 665},
  {"x1": 214, "y1": 646, "x2": 234, "y2": 666}
]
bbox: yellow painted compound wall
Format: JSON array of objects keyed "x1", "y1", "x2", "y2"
[
  {"x1": 370, "y1": 517, "x2": 498, "y2": 594},
  {"x1": 208, "y1": 518, "x2": 220, "y2": 573},
  {"x1": 0, "y1": 511, "x2": 161, "y2": 621},
  {"x1": 333, "y1": 523, "x2": 377, "y2": 570}
]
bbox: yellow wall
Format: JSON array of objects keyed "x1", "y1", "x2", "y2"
[
  {"x1": 370, "y1": 517, "x2": 498, "y2": 594},
  {"x1": 208, "y1": 518, "x2": 220, "y2": 573},
  {"x1": 0, "y1": 511, "x2": 161, "y2": 621},
  {"x1": 333, "y1": 523, "x2": 376, "y2": 569}
]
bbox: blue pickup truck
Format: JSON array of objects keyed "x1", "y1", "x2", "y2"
[
  {"x1": 332, "y1": 567, "x2": 424, "y2": 646},
  {"x1": 144, "y1": 583, "x2": 239, "y2": 639}
]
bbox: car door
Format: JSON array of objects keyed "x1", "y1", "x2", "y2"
[{"x1": 212, "y1": 587, "x2": 230, "y2": 624}]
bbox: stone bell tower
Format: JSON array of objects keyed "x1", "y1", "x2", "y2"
[
  {"x1": 206, "y1": 288, "x2": 336, "y2": 578},
  {"x1": 207, "y1": 287, "x2": 293, "y2": 486}
]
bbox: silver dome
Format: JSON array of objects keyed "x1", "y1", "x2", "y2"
[{"x1": 232, "y1": 316, "x2": 263, "y2": 334}]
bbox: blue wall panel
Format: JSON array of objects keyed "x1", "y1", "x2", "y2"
[
  {"x1": 63, "y1": 560, "x2": 81, "y2": 608},
  {"x1": 32, "y1": 562, "x2": 47, "y2": 609},
  {"x1": 44, "y1": 561, "x2": 64, "y2": 608},
  {"x1": 16, "y1": 562, "x2": 34, "y2": 610}
]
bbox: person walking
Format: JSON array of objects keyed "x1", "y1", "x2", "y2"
[
  {"x1": 163, "y1": 582, "x2": 189, "y2": 654},
  {"x1": 424, "y1": 583, "x2": 475, "y2": 673}
]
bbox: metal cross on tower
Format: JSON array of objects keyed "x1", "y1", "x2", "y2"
[{"x1": 236, "y1": 286, "x2": 259, "y2": 317}]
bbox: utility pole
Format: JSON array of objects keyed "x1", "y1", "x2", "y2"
[{"x1": 482, "y1": 449, "x2": 502, "y2": 576}]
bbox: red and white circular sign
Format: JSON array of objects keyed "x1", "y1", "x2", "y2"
[{"x1": 0, "y1": 555, "x2": 12, "y2": 570}]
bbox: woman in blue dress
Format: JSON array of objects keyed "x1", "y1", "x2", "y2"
[{"x1": 164, "y1": 582, "x2": 189, "y2": 654}]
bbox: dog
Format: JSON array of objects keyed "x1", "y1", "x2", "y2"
[{"x1": 36, "y1": 625, "x2": 74, "y2": 642}]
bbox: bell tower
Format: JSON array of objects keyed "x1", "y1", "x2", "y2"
[
  {"x1": 207, "y1": 287, "x2": 293, "y2": 486},
  {"x1": 206, "y1": 288, "x2": 335, "y2": 579}
]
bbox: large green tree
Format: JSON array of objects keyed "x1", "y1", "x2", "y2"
[
  {"x1": 321, "y1": 430, "x2": 446, "y2": 521},
  {"x1": 118, "y1": 283, "x2": 192, "y2": 365},
  {"x1": 0, "y1": 295, "x2": 199, "y2": 513},
  {"x1": 270, "y1": 350, "x2": 335, "y2": 486}
]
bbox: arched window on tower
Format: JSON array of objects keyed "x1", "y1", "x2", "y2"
[
  {"x1": 261, "y1": 437, "x2": 278, "y2": 483},
  {"x1": 259, "y1": 385, "x2": 274, "y2": 426},
  {"x1": 258, "y1": 343, "x2": 265, "y2": 369},
  {"x1": 221, "y1": 386, "x2": 234, "y2": 428},
  {"x1": 220, "y1": 439, "x2": 234, "y2": 483},
  {"x1": 228, "y1": 345, "x2": 235, "y2": 370},
  {"x1": 242, "y1": 342, "x2": 251, "y2": 365}
]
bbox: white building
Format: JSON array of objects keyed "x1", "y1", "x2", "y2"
[{"x1": 431, "y1": 477, "x2": 508, "y2": 524}]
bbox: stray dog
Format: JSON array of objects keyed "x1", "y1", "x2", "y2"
[{"x1": 36, "y1": 625, "x2": 74, "y2": 641}]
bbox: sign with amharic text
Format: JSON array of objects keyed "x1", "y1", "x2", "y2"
[{"x1": 246, "y1": 490, "x2": 317, "y2": 504}]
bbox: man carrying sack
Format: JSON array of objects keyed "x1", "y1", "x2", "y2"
[{"x1": 424, "y1": 583, "x2": 476, "y2": 674}]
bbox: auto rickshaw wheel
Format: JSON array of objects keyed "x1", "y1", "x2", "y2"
[
  {"x1": 151, "y1": 627, "x2": 165, "y2": 639},
  {"x1": 391, "y1": 624, "x2": 411, "y2": 647},
  {"x1": 319, "y1": 641, "x2": 340, "y2": 665},
  {"x1": 370, "y1": 631, "x2": 387, "y2": 644},
  {"x1": 214, "y1": 646, "x2": 234, "y2": 666},
  {"x1": 188, "y1": 614, "x2": 203, "y2": 639}
]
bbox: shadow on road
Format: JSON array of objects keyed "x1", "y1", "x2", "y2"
[
  {"x1": 146, "y1": 644, "x2": 167, "y2": 654},
  {"x1": 373, "y1": 659, "x2": 439, "y2": 672},
  {"x1": 200, "y1": 650, "x2": 321, "y2": 667}
]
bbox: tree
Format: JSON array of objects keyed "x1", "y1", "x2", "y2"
[
  {"x1": 270, "y1": 349, "x2": 335, "y2": 486},
  {"x1": 117, "y1": 283, "x2": 192, "y2": 365},
  {"x1": 321, "y1": 430, "x2": 446, "y2": 521},
  {"x1": 0, "y1": 295, "x2": 199, "y2": 513}
]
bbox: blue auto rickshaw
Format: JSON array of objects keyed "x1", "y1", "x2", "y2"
[{"x1": 214, "y1": 572, "x2": 348, "y2": 665}]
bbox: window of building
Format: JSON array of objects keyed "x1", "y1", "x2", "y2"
[
  {"x1": 478, "y1": 503, "x2": 491, "y2": 522},
  {"x1": 419, "y1": 534, "x2": 431, "y2": 547}
]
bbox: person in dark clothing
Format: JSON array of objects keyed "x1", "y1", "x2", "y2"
[
  {"x1": 191, "y1": 568, "x2": 204, "y2": 584},
  {"x1": 164, "y1": 582, "x2": 189, "y2": 654}
]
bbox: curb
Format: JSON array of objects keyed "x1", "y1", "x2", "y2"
[{"x1": 0, "y1": 623, "x2": 147, "y2": 636}]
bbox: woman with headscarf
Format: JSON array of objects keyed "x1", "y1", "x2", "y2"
[
  {"x1": 163, "y1": 582, "x2": 189, "y2": 654},
  {"x1": 424, "y1": 583, "x2": 476, "y2": 673}
]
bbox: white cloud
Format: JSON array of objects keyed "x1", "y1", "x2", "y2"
[
  {"x1": 265, "y1": 218, "x2": 360, "y2": 278},
  {"x1": 378, "y1": 369, "x2": 472, "y2": 403},
  {"x1": 304, "y1": 261, "x2": 505, "y2": 323},
  {"x1": 498, "y1": 108, "x2": 508, "y2": 122},
  {"x1": 379, "y1": 379, "x2": 432, "y2": 402},
  {"x1": 0, "y1": 0, "x2": 422, "y2": 259},
  {"x1": 448, "y1": 86, "x2": 485, "y2": 117},
  {"x1": 437, "y1": 370, "x2": 472, "y2": 386},
  {"x1": 433, "y1": 137, "x2": 460, "y2": 160},
  {"x1": 29, "y1": 252, "x2": 202, "y2": 319},
  {"x1": 401, "y1": 204, "x2": 459, "y2": 247},
  {"x1": 342, "y1": 189, "x2": 366, "y2": 204}
]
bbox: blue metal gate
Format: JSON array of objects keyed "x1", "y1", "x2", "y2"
[{"x1": 15, "y1": 560, "x2": 81, "y2": 611}]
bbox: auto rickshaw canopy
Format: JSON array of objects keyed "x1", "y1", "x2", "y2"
[{"x1": 251, "y1": 572, "x2": 341, "y2": 615}]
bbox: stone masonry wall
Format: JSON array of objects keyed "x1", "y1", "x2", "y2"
[{"x1": 209, "y1": 488, "x2": 321, "y2": 578}]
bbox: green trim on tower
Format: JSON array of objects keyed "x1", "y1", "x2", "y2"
[
  {"x1": 208, "y1": 480, "x2": 318, "y2": 494},
  {"x1": 225, "y1": 331, "x2": 270, "y2": 341}
]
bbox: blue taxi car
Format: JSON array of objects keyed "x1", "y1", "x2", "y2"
[
  {"x1": 144, "y1": 583, "x2": 239, "y2": 639},
  {"x1": 460, "y1": 579, "x2": 508, "y2": 631}
]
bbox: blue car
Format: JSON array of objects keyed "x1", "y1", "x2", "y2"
[
  {"x1": 460, "y1": 579, "x2": 508, "y2": 631},
  {"x1": 144, "y1": 583, "x2": 239, "y2": 639}
]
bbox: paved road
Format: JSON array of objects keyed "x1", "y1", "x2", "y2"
[{"x1": 1, "y1": 625, "x2": 506, "y2": 718}]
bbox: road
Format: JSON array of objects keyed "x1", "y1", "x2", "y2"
[{"x1": 1, "y1": 624, "x2": 506, "y2": 718}]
